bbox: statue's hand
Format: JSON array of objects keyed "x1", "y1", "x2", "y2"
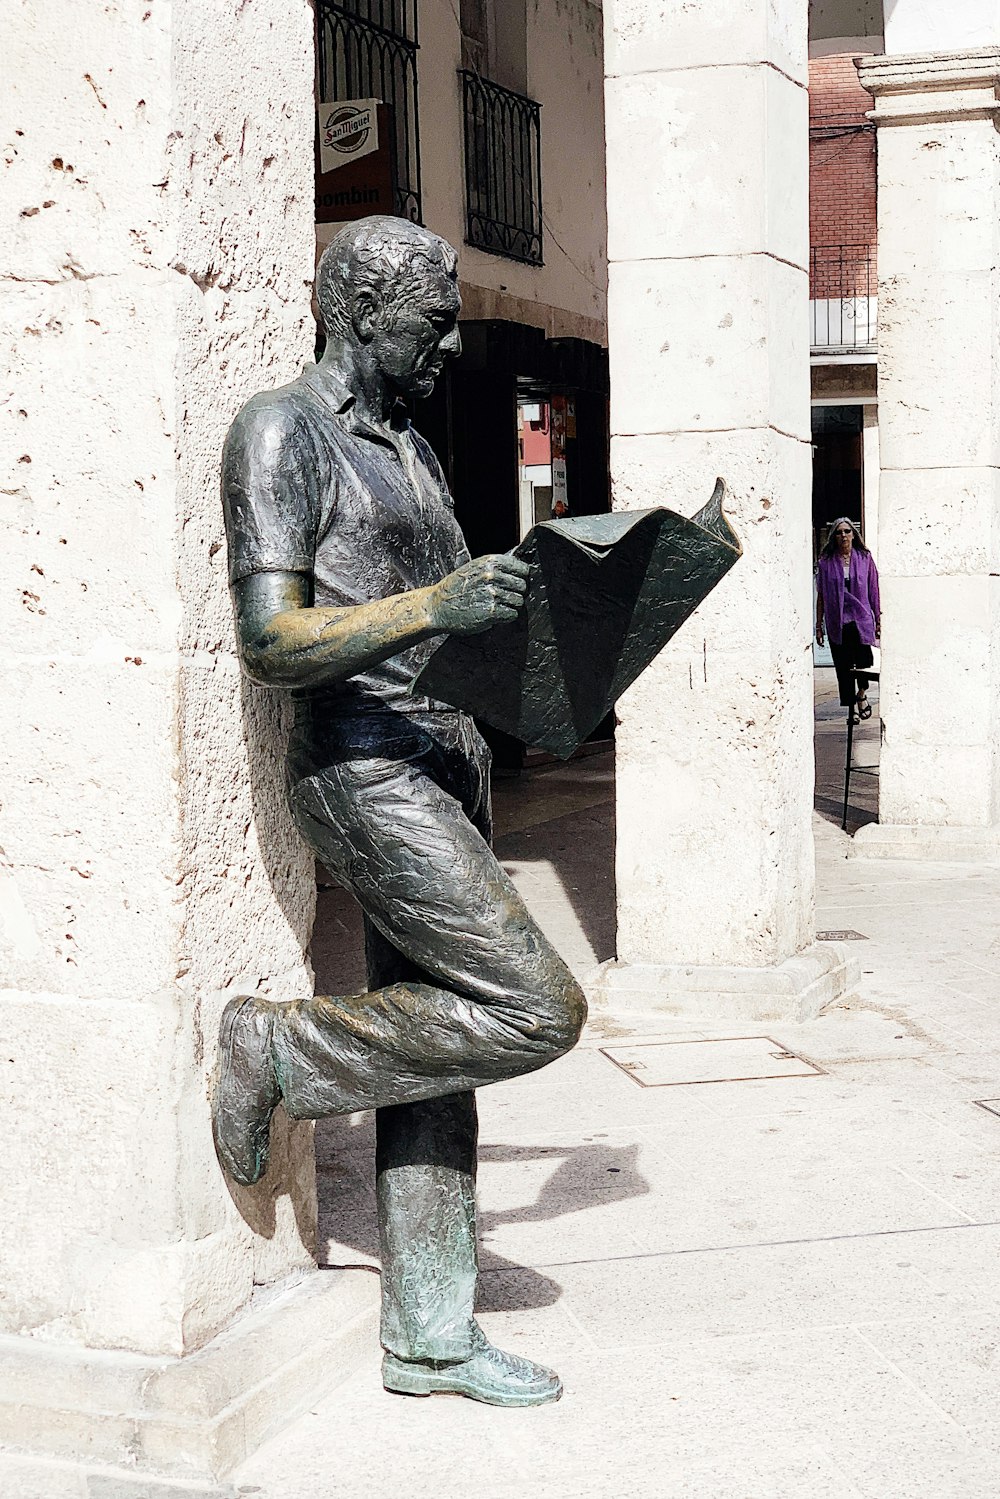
[{"x1": 426, "y1": 555, "x2": 530, "y2": 636}]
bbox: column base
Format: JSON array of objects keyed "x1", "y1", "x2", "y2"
[
  {"x1": 0, "y1": 1267, "x2": 379, "y2": 1494},
  {"x1": 851, "y1": 823, "x2": 1000, "y2": 863},
  {"x1": 586, "y1": 943, "x2": 860, "y2": 1024}
]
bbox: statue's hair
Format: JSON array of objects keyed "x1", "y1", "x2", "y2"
[{"x1": 316, "y1": 216, "x2": 458, "y2": 337}]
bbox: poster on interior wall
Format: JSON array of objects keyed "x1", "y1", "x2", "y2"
[
  {"x1": 551, "y1": 459, "x2": 568, "y2": 514},
  {"x1": 550, "y1": 395, "x2": 571, "y2": 515},
  {"x1": 315, "y1": 99, "x2": 396, "y2": 225}
]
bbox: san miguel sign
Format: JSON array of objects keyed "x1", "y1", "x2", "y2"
[
  {"x1": 315, "y1": 98, "x2": 396, "y2": 224},
  {"x1": 319, "y1": 100, "x2": 379, "y2": 172}
]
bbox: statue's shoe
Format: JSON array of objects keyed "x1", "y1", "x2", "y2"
[
  {"x1": 212, "y1": 995, "x2": 279, "y2": 1185},
  {"x1": 383, "y1": 1327, "x2": 562, "y2": 1407}
]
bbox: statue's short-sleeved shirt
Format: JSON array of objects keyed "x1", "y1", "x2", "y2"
[{"x1": 222, "y1": 363, "x2": 469, "y2": 716}]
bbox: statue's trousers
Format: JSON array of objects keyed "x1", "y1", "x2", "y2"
[{"x1": 276, "y1": 708, "x2": 585, "y2": 1362}]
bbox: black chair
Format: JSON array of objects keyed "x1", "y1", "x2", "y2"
[{"x1": 843, "y1": 669, "x2": 880, "y2": 831}]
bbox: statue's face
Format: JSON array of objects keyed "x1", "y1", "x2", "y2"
[{"x1": 368, "y1": 263, "x2": 462, "y2": 400}]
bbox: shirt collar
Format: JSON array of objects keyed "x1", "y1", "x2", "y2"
[{"x1": 304, "y1": 362, "x2": 411, "y2": 437}]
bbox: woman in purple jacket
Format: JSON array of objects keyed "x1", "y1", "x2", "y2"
[{"x1": 816, "y1": 517, "x2": 881, "y2": 721}]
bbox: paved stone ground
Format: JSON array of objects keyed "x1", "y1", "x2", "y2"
[{"x1": 236, "y1": 679, "x2": 1000, "y2": 1495}]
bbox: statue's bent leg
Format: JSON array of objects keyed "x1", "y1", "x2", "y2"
[
  {"x1": 273, "y1": 751, "x2": 587, "y2": 1116},
  {"x1": 212, "y1": 747, "x2": 584, "y2": 1181}
]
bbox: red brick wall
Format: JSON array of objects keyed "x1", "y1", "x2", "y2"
[{"x1": 809, "y1": 54, "x2": 876, "y2": 299}]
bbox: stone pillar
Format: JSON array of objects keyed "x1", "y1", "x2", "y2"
[
  {"x1": 855, "y1": 49, "x2": 1000, "y2": 860},
  {"x1": 0, "y1": 2, "x2": 376, "y2": 1487},
  {"x1": 862, "y1": 403, "x2": 881, "y2": 558},
  {"x1": 597, "y1": 0, "x2": 855, "y2": 1019}
]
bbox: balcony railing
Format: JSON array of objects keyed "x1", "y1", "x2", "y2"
[
  {"x1": 810, "y1": 244, "x2": 877, "y2": 353},
  {"x1": 316, "y1": 0, "x2": 422, "y2": 223},
  {"x1": 459, "y1": 70, "x2": 542, "y2": 266}
]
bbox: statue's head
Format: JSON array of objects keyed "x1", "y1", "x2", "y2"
[{"x1": 317, "y1": 216, "x2": 461, "y2": 400}]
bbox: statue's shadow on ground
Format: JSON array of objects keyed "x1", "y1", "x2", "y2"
[
  {"x1": 316, "y1": 1113, "x2": 648, "y2": 1312},
  {"x1": 218, "y1": 1109, "x2": 318, "y2": 1248}
]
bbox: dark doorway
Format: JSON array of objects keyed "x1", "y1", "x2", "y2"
[
  {"x1": 812, "y1": 404, "x2": 863, "y2": 558},
  {"x1": 412, "y1": 321, "x2": 612, "y2": 771}
]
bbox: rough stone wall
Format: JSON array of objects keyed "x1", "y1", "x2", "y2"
[
  {"x1": 168, "y1": 1, "x2": 320, "y2": 1295},
  {"x1": 1, "y1": 0, "x2": 317, "y2": 1356},
  {"x1": 884, "y1": 0, "x2": 999, "y2": 55}
]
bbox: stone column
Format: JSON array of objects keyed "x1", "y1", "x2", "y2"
[
  {"x1": 855, "y1": 49, "x2": 1000, "y2": 860},
  {"x1": 862, "y1": 403, "x2": 881, "y2": 558},
  {"x1": 597, "y1": 0, "x2": 855, "y2": 1019},
  {"x1": 0, "y1": 2, "x2": 376, "y2": 1488}
]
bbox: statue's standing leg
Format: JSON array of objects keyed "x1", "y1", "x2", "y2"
[
  {"x1": 363, "y1": 920, "x2": 479, "y2": 1364},
  {"x1": 376, "y1": 1092, "x2": 479, "y2": 1361}
]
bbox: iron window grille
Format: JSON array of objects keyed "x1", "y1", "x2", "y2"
[
  {"x1": 315, "y1": 0, "x2": 422, "y2": 223},
  {"x1": 809, "y1": 244, "x2": 877, "y2": 352},
  {"x1": 459, "y1": 69, "x2": 542, "y2": 266}
]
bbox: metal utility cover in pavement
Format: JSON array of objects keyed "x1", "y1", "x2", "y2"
[
  {"x1": 974, "y1": 1100, "x2": 1000, "y2": 1119},
  {"x1": 817, "y1": 929, "x2": 869, "y2": 942},
  {"x1": 601, "y1": 1036, "x2": 824, "y2": 1088}
]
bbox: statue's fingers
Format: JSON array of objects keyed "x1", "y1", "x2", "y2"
[
  {"x1": 492, "y1": 579, "x2": 527, "y2": 601},
  {"x1": 494, "y1": 582, "x2": 527, "y2": 605},
  {"x1": 496, "y1": 555, "x2": 531, "y2": 581}
]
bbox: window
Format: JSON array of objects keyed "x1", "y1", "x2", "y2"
[
  {"x1": 460, "y1": 70, "x2": 542, "y2": 265},
  {"x1": 460, "y1": 0, "x2": 527, "y2": 95},
  {"x1": 315, "y1": 0, "x2": 422, "y2": 223}
]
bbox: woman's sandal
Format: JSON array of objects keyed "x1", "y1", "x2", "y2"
[{"x1": 856, "y1": 697, "x2": 872, "y2": 721}]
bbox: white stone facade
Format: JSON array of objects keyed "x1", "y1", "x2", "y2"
[
  {"x1": 421, "y1": 0, "x2": 608, "y2": 343},
  {"x1": 1, "y1": 0, "x2": 319, "y2": 1361}
]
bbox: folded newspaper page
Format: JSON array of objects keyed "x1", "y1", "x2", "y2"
[{"x1": 415, "y1": 478, "x2": 742, "y2": 758}]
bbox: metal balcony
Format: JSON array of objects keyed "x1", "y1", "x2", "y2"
[
  {"x1": 810, "y1": 244, "x2": 877, "y2": 355},
  {"x1": 459, "y1": 70, "x2": 542, "y2": 266},
  {"x1": 316, "y1": 0, "x2": 422, "y2": 223}
]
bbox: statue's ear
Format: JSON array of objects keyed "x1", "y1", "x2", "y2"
[{"x1": 351, "y1": 287, "x2": 381, "y2": 343}]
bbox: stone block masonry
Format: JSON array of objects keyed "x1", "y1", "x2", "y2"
[{"x1": 0, "y1": 0, "x2": 370, "y2": 1484}]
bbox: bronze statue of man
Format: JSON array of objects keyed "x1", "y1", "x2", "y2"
[{"x1": 214, "y1": 216, "x2": 586, "y2": 1406}]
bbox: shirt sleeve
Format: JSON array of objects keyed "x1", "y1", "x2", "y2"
[{"x1": 221, "y1": 396, "x2": 319, "y2": 585}]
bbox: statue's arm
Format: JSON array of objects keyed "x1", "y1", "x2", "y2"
[{"x1": 233, "y1": 557, "x2": 530, "y2": 690}]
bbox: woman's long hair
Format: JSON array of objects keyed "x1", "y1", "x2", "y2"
[{"x1": 820, "y1": 517, "x2": 869, "y2": 559}]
